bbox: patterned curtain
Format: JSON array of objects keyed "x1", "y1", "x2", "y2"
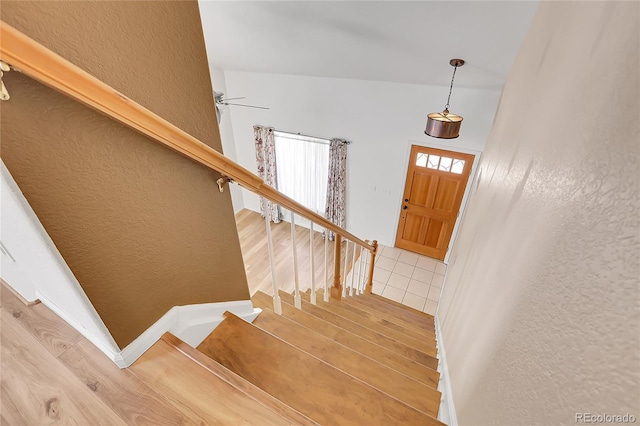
[
  {"x1": 254, "y1": 125, "x2": 281, "y2": 223},
  {"x1": 325, "y1": 138, "x2": 348, "y2": 240}
]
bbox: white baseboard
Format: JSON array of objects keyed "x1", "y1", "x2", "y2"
[
  {"x1": 435, "y1": 315, "x2": 458, "y2": 426},
  {"x1": 37, "y1": 292, "x2": 122, "y2": 363},
  {"x1": 117, "y1": 300, "x2": 261, "y2": 368},
  {"x1": 39, "y1": 291, "x2": 261, "y2": 368}
]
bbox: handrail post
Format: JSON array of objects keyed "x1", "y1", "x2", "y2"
[
  {"x1": 365, "y1": 240, "x2": 378, "y2": 294},
  {"x1": 331, "y1": 234, "x2": 342, "y2": 300}
]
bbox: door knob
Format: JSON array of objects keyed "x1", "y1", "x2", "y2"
[
  {"x1": 403, "y1": 205, "x2": 408, "y2": 210},
  {"x1": 404, "y1": 198, "x2": 409, "y2": 202}
]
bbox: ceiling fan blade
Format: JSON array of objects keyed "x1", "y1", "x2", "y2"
[{"x1": 222, "y1": 102, "x2": 270, "y2": 110}]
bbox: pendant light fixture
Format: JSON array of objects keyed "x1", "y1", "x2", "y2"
[{"x1": 425, "y1": 59, "x2": 465, "y2": 139}]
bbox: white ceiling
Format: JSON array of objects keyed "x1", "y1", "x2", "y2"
[{"x1": 199, "y1": 1, "x2": 539, "y2": 91}]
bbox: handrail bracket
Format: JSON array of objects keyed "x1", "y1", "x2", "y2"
[
  {"x1": 216, "y1": 175, "x2": 233, "y2": 193},
  {"x1": 0, "y1": 60, "x2": 14, "y2": 101}
]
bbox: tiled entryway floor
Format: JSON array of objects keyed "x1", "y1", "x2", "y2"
[{"x1": 351, "y1": 244, "x2": 447, "y2": 316}]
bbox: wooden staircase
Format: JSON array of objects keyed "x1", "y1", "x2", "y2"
[
  {"x1": 1, "y1": 278, "x2": 444, "y2": 425},
  {"x1": 150, "y1": 290, "x2": 445, "y2": 425},
  {"x1": 0, "y1": 25, "x2": 445, "y2": 425}
]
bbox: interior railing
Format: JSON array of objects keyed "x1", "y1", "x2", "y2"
[{"x1": 0, "y1": 21, "x2": 378, "y2": 313}]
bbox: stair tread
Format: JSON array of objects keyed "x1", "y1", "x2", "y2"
[
  {"x1": 197, "y1": 311, "x2": 443, "y2": 425},
  {"x1": 279, "y1": 290, "x2": 438, "y2": 370},
  {"x1": 161, "y1": 333, "x2": 318, "y2": 426},
  {"x1": 300, "y1": 290, "x2": 437, "y2": 355},
  {"x1": 129, "y1": 336, "x2": 294, "y2": 425},
  {"x1": 253, "y1": 292, "x2": 440, "y2": 388},
  {"x1": 332, "y1": 292, "x2": 438, "y2": 339},
  {"x1": 348, "y1": 292, "x2": 436, "y2": 329},
  {"x1": 252, "y1": 307, "x2": 441, "y2": 417}
]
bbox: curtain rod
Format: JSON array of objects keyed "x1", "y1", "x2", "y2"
[{"x1": 273, "y1": 129, "x2": 351, "y2": 145}]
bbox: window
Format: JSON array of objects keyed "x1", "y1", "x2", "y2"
[
  {"x1": 274, "y1": 131, "x2": 330, "y2": 216},
  {"x1": 416, "y1": 153, "x2": 466, "y2": 175}
]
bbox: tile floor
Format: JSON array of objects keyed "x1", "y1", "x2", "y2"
[{"x1": 349, "y1": 244, "x2": 447, "y2": 316}]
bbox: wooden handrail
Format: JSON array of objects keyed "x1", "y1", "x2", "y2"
[{"x1": 0, "y1": 21, "x2": 374, "y2": 253}]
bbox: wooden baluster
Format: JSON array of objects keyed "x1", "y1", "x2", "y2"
[
  {"x1": 342, "y1": 240, "x2": 350, "y2": 298},
  {"x1": 363, "y1": 249, "x2": 371, "y2": 294},
  {"x1": 358, "y1": 246, "x2": 366, "y2": 294},
  {"x1": 358, "y1": 248, "x2": 363, "y2": 294},
  {"x1": 324, "y1": 230, "x2": 330, "y2": 302},
  {"x1": 359, "y1": 239, "x2": 371, "y2": 295},
  {"x1": 290, "y1": 213, "x2": 302, "y2": 309},
  {"x1": 264, "y1": 208, "x2": 282, "y2": 314},
  {"x1": 365, "y1": 240, "x2": 378, "y2": 294},
  {"x1": 349, "y1": 243, "x2": 357, "y2": 296},
  {"x1": 309, "y1": 223, "x2": 316, "y2": 305},
  {"x1": 331, "y1": 234, "x2": 342, "y2": 300}
]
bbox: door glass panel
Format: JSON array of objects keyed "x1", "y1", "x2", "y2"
[
  {"x1": 416, "y1": 153, "x2": 428, "y2": 167},
  {"x1": 439, "y1": 157, "x2": 452, "y2": 172},
  {"x1": 427, "y1": 155, "x2": 440, "y2": 169},
  {"x1": 451, "y1": 159, "x2": 465, "y2": 174}
]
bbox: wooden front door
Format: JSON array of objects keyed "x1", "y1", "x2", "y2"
[{"x1": 395, "y1": 145, "x2": 475, "y2": 260}]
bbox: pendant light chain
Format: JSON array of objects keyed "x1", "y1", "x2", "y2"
[
  {"x1": 425, "y1": 58, "x2": 464, "y2": 139},
  {"x1": 445, "y1": 64, "x2": 458, "y2": 110}
]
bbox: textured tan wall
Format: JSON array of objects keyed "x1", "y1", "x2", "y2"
[
  {"x1": 0, "y1": 1, "x2": 250, "y2": 348},
  {"x1": 438, "y1": 2, "x2": 639, "y2": 424}
]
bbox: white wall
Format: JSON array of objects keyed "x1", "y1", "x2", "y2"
[
  {"x1": 209, "y1": 66, "x2": 244, "y2": 213},
  {"x1": 437, "y1": 2, "x2": 639, "y2": 424},
  {"x1": 0, "y1": 161, "x2": 121, "y2": 357},
  {"x1": 223, "y1": 71, "x2": 500, "y2": 246}
]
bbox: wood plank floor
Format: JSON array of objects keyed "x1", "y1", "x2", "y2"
[
  {"x1": 236, "y1": 209, "x2": 361, "y2": 296},
  {"x1": 0, "y1": 283, "x2": 292, "y2": 425},
  {"x1": 1, "y1": 308, "x2": 127, "y2": 425}
]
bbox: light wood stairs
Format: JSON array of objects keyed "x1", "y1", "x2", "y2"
[{"x1": 142, "y1": 289, "x2": 445, "y2": 425}]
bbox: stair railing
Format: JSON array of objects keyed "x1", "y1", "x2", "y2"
[{"x1": 0, "y1": 21, "x2": 378, "y2": 313}]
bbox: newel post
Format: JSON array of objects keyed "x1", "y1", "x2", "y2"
[
  {"x1": 331, "y1": 234, "x2": 342, "y2": 300},
  {"x1": 365, "y1": 240, "x2": 378, "y2": 294}
]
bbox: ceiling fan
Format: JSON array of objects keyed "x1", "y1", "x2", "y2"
[{"x1": 214, "y1": 91, "x2": 269, "y2": 123}]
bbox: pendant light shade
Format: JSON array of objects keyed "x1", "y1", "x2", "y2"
[{"x1": 425, "y1": 59, "x2": 465, "y2": 139}]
